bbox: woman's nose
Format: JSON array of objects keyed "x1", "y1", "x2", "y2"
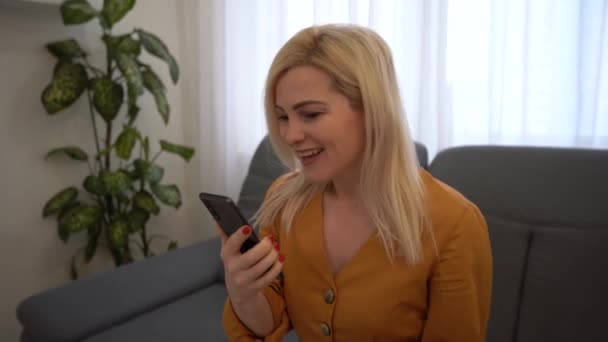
[{"x1": 283, "y1": 120, "x2": 306, "y2": 145}]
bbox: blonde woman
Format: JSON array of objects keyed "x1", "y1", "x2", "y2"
[{"x1": 217, "y1": 24, "x2": 493, "y2": 341}]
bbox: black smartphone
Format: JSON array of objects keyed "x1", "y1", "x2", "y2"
[{"x1": 199, "y1": 192, "x2": 260, "y2": 254}]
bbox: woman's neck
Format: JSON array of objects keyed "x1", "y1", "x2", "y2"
[{"x1": 326, "y1": 170, "x2": 362, "y2": 204}]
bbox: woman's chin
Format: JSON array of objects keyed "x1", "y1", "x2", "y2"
[{"x1": 301, "y1": 168, "x2": 331, "y2": 184}]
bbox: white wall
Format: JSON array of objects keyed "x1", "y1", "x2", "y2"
[{"x1": 0, "y1": 1, "x2": 214, "y2": 340}]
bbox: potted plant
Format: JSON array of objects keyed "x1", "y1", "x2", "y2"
[{"x1": 40, "y1": 0, "x2": 195, "y2": 278}]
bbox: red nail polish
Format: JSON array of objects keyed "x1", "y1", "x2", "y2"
[
  {"x1": 279, "y1": 254, "x2": 285, "y2": 262},
  {"x1": 268, "y1": 234, "x2": 274, "y2": 242},
  {"x1": 274, "y1": 244, "x2": 280, "y2": 251},
  {"x1": 242, "y1": 226, "x2": 251, "y2": 235}
]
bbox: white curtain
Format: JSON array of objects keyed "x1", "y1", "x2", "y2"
[
  {"x1": 447, "y1": 0, "x2": 608, "y2": 149},
  {"x1": 194, "y1": 0, "x2": 608, "y2": 199}
]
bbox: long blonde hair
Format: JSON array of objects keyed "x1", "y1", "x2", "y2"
[{"x1": 255, "y1": 24, "x2": 428, "y2": 264}]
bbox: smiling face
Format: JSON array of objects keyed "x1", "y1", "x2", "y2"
[{"x1": 274, "y1": 65, "x2": 366, "y2": 184}]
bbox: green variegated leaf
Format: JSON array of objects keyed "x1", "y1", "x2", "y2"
[
  {"x1": 168, "y1": 240, "x2": 178, "y2": 251},
  {"x1": 101, "y1": 0, "x2": 135, "y2": 27},
  {"x1": 137, "y1": 29, "x2": 179, "y2": 84},
  {"x1": 159, "y1": 140, "x2": 194, "y2": 162},
  {"x1": 146, "y1": 163, "x2": 163, "y2": 184},
  {"x1": 58, "y1": 204, "x2": 101, "y2": 234},
  {"x1": 85, "y1": 224, "x2": 101, "y2": 262},
  {"x1": 57, "y1": 200, "x2": 80, "y2": 242},
  {"x1": 108, "y1": 218, "x2": 129, "y2": 248},
  {"x1": 115, "y1": 125, "x2": 139, "y2": 160},
  {"x1": 83, "y1": 175, "x2": 104, "y2": 195},
  {"x1": 42, "y1": 62, "x2": 88, "y2": 114},
  {"x1": 45, "y1": 146, "x2": 88, "y2": 161},
  {"x1": 127, "y1": 104, "x2": 139, "y2": 125},
  {"x1": 142, "y1": 69, "x2": 169, "y2": 124},
  {"x1": 58, "y1": 223, "x2": 71, "y2": 242},
  {"x1": 60, "y1": 0, "x2": 97, "y2": 25},
  {"x1": 103, "y1": 34, "x2": 141, "y2": 57},
  {"x1": 100, "y1": 170, "x2": 131, "y2": 195},
  {"x1": 151, "y1": 183, "x2": 181, "y2": 208},
  {"x1": 43, "y1": 187, "x2": 78, "y2": 217},
  {"x1": 115, "y1": 53, "x2": 143, "y2": 96},
  {"x1": 116, "y1": 35, "x2": 140, "y2": 56},
  {"x1": 142, "y1": 67, "x2": 166, "y2": 92},
  {"x1": 56, "y1": 201, "x2": 81, "y2": 242},
  {"x1": 91, "y1": 76, "x2": 124, "y2": 122},
  {"x1": 133, "y1": 159, "x2": 164, "y2": 184},
  {"x1": 125, "y1": 83, "x2": 139, "y2": 126},
  {"x1": 127, "y1": 208, "x2": 149, "y2": 232},
  {"x1": 46, "y1": 39, "x2": 86, "y2": 60},
  {"x1": 133, "y1": 191, "x2": 159, "y2": 215}
]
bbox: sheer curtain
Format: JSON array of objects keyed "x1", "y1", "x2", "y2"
[
  {"x1": 447, "y1": 0, "x2": 608, "y2": 148},
  {"x1": 194, "y1": 0, "x2": 608, "y2": 199}
]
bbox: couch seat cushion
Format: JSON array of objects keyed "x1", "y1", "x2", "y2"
[{"x1": 84, "y1": 284, "x2": 228, "y2": 342}]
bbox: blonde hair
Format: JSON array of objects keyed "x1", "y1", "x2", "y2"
[{"x1": 254, "y1": 24, "x2": 428, "y2": 264}]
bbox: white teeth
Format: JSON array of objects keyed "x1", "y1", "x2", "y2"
[{"x1": 298, "y1": 148, "x2": 324, "y2": 158}]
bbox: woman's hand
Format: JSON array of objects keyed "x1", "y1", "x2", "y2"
[{"x1": 216, "y1": 225, "x2": 284, "y2": 306}]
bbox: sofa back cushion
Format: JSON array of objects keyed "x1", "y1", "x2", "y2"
[
  {"x1": 429, "y1": 145, "x2": 608, "y2": 342},
  {"x1": 237, "y1": 136, "x2": 289, "y2": 222}
]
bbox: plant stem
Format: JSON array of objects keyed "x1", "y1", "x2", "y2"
[
  {"x1": 86, "y1": 90, "x2": 102, "y2": 168},
  {"x1": 104, "y1": 122, "x2": 114, "y2": 213},
  {"x1": 104, "y1": 124, "x2": 112, "y2": 169},
  {"x1": 103, "y1": 227, "x2": 121, "y2": 265},
  {"x1": 140, "y1": 228, "x2": 149, "y2": 257},
  {"x1": 151, "y1": 150, "x2": 162, "y2": 163},
  {"x1": 96, "y1": 196, "x2": 109, "y2": 222},
  {"x1": 106, "y1": 28, "x2": 112, "y2": 76}
]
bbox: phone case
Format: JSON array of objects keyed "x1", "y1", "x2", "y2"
[{"x1": 198, "y1": 192, "x2": 260, "y2": 253}]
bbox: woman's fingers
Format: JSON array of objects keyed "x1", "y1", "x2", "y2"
[
  {"x1": 242, "y1": 243, "x2": 280, "y2": 282},
  {"x1": 236, "y1": 235, "x2": 275, "y2": 269},
  {"x1": 251, "y1": 257, "x2": 285, "y2": 290},
  {"x1": 221, "y1": 225, "x2": 255, "y2": 262}
]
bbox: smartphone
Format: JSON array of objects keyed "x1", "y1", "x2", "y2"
[{"x1": 199, "y1": 192, "x2": 260, "y2": 253}]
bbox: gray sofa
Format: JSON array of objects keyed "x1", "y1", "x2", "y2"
[{"x1": 17, "y1": 137, "x2": 608, "y2": 342}]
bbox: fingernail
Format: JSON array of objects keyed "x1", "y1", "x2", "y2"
[
  {"x1": 279, "y1": 254, "x2": 285, "y2": 262},
  {"x1": 268, "y1": 234, "x2": 274, "y2": 242},
  {"x1": 242, "y1": 226, "x2": 251, "y2": 235},
  {"x1": 274, "y1": 244, "x2": 280, "y2": 251}
]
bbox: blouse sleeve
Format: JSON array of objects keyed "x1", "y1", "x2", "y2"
[
  {"x1": 222, "y1": 175, "x2": 293, "y2": 341},
  {"x1": 421, "y1": 204, "x2": 493, "y2": 342}
]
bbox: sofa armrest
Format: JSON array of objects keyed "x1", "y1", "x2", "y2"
[{"x1": 17, "y1": 236, "x2": 223, "y2": 342}]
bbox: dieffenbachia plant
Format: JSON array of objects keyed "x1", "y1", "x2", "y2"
[{"x1": 41, "y1": 0, "x2": 195, "y2": 278}]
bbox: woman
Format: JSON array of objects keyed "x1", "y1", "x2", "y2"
[{"x1": 217, "y1": 24, "x2": 492, "y2": 341}]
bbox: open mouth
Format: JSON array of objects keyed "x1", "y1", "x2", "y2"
[{"x1": 297, "y1": 148, "x2": 324, "y2": 166}]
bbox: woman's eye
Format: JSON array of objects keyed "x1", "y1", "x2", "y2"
[
  {"x1": 277, "y1": 114, "x2": 288, "y2": 121},
  {"x1": 303, "y1": 112, "x2": 321, "y2": 120}
]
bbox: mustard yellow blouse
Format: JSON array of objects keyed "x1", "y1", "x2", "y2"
[{"x1": 223, "y1": 170, "x2": 493, "y2": 341}]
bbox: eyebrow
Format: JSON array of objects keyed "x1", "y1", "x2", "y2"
[{"x1": 275, "y1": 100, "x2": 327, "y2": 112}]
